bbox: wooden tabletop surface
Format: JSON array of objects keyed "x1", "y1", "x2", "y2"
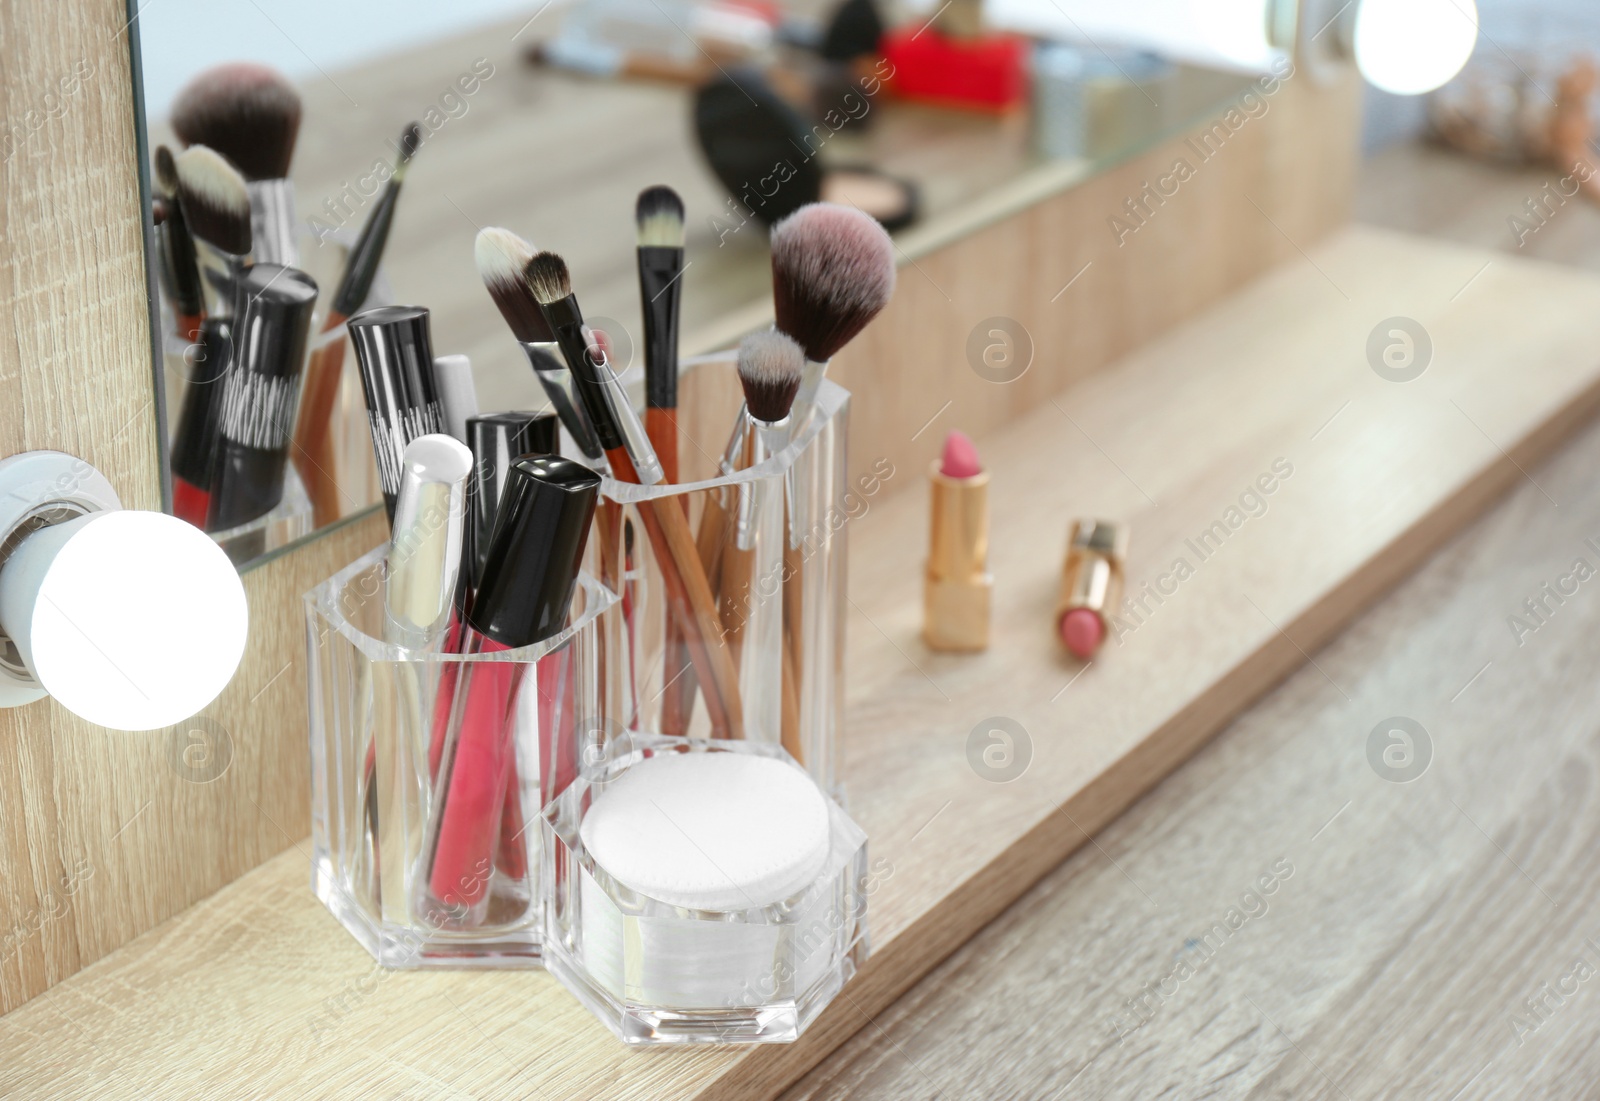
[{"x1": 786, "y1": 143, "x2": 1600, "y2": 1100}]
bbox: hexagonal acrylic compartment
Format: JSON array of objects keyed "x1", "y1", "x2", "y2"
[
  {"x1": 306, "y1": 544, "x2": 612, "y2": 967},
  {"x1": 542, "y1": 735, "x2": 869, "y2": 1045},
  {"x1": 589, "y1": 355, "x2": 855, "y2": 802}
]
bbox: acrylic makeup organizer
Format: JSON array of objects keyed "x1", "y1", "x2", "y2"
[
  {"x1": 529, "y1": 355, "x2": 866, "y2": 1044},
  {"x1": 306, "y1": 545, "x2": 611, "y2": 967},
  {"x1": 588, "y1": 354, "x2": 852, "y2": 799}
]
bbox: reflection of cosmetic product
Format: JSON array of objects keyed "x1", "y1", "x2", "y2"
[
  {"x1": 173, "y1": 144, "x2": 253, "y2": 321},
  {"x1": 475, "y1": 227, "x2": 603, "y2": 460},
  {"x1": 636, "y1": 185, "x2": 685, "y2": 485},
  {"x1": 923, "y1": 430, "x2": 992, "y2": 653},
  {"x1": 168, "y1": 318, "x2": 233, "y2": 529},
  {"x1": 529, "y1": 249, "x2": 745, "y2": 741},
  {"x1": 170, "y1": 62, "x2": 303, "y2": 267},
  {"x1": 295, "y1": 123, "x2": 423, "y2": 528},
  {"x1": 206, "y1": 263, "x2": 319, "y2": 533},
  {"x1": 153, "y1": 145, "x2": 205, "y2": 343},
  {"x1": 425, "y1": 455, "x2": 600, "y2": 925},
  {"x1": 464, "y1": 412, "x2": 559, "y2": 592},
  {"x1": 347, "y1": 305, "x2": 447, "y2": 524},
  {"x1": 432, "y1": 355, "x2": 480, "y2": 445},
  {"x1": 1056, "y1": 519, "x2": 1128, "y2": 660}
]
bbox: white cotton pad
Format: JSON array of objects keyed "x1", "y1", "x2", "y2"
[{"x1": 580, "y1": 751, "x2": 832, "y2": 911}]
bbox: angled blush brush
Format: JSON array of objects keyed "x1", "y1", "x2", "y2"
[
  {"x1": 528, "y1": 250, "x2": 745, "y2": 740},
  {"x1": 475, "y1": 227, "x2": 603, "y2": 461},
  {"x1": 294, "y1": 123, "x2": 423, "y2": 527},
  {"x1": 171, "y1": 62, "x2": 303, "y2": 266}
]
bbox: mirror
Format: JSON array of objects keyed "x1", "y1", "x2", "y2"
[{"x1": 131, "y1": 0, "x2": 1257, "y2": 570}]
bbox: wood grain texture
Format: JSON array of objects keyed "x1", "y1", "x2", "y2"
[
  {"x1": 785, "y1": 374, "x2": 1600, "y2": 1101},
  {"x1": 3, "y1": 226, "x2": 1600, "y2": 1098},
  {"x1": 0, "y1": 0, "x2": 161, "y2": 1012}
]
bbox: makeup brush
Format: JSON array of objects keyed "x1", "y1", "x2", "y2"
[
  {"x1": 173, "y1": 144, "x2": 253, "y2": 315},
  {"x1": 719, "y1": 333, "x2": 802, "y2": 630},
  {"x1": 153, "y1": 145, "x2": 204, "y2": 343},
  {"x1": 171, "y1": 62, "x2": 303, "y2": 266},
  {"x1": 475, "y1": 227, "x2": 602, "y2": 461},
  {"x1": 295, "y1": 122, "x2": 423, "y2": 528},
  {"x1": 528, "y1": 249, "x2": 745, "y2": 740},
  {"x1": 722, "y1": 332, "x2": 804, "y2": 759},
  {"x1": 636, "y1": 185, "x2": 685, "y2": 484},
  {"x1": 169, "y1": 145, "x2": 252, "y2": 528},
  {"x1": 770, "y1": 201, "x2": 896, "y2": 432}
]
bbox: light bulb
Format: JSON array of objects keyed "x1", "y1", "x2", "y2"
[
  {"x1": 1354, "y1": 0, "x2": 1478, "y2": 95},
  {"x1": 0, "y1": 510, "x2": 248, "y2": 730}
]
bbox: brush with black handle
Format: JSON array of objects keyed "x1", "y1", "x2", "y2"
[
  {"x1": 475, "y1": 227, "x2": 603, "y2": 461},
  {"x1": 527, "y1": 249, "x2": 745, "y2": 741},
  {"x1": 170, "y1": 145, "x2": 253, "y2": 529}
]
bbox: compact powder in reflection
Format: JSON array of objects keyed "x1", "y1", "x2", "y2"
[{"x1": 819, "y1": 171, "x2": 912, "y2": 226}]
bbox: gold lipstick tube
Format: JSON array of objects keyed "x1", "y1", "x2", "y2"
[
  {"x1": 1056, "y1": 519, "x2": 1128, "y2": 637},
  {"x1": 923, "y1": 461, "x2": 992, "y2": 652}
]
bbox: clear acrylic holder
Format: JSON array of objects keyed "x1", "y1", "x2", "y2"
[
  {"x1": 590, "y1": 356, "x2": 850, "y2": 799},
  {"x1": 542, "y1": 734, "x2": 869, "y2": 1045},
  {"x1": 305, "y1": 544, "x2": 612, "y2": 967}
]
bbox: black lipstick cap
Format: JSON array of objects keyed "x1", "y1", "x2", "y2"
[
  {"x1": 348, "y1": 305, "x2": 445, "y2": 520},
  {"x1": 468, "y1": 455, "x2": 600, "y2": 649},
  {"x1": 169, "y1": 316, "x2": 233, "y2": 490},
  {"x1": 464, "y1": 411, "x2": 560, "y2": 591},
  {"x1": 208, "y1": 263, "x2": 320, "y2": 533}
]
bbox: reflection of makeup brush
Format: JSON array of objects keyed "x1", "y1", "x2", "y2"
[
  {"x1": 475, "y1": 227, "x2": 603, "y2": 461},
  {"x1": 171, "y1": 62, "x2": 303, "y2": 266},
  {"x1": 174, "y1": 144, "x2": 253, "y2": 313},
  {"x1": 527, "y1": 250, "x2": 745, "y2": 740},
  {"x1": 153, "y1": 145, "x2": 204, "y2": 343},
  {"x1": 770, "y1": 201, "x2": 896, "y2": 433},
  {"x1": 635, "y1": 185, "x2": 685, "y2": 484},
  {"x1": 295, "y1": 122, "x2": 423, "y2": 528},
  {"x1": 170, "y1": 145, "x2": 253, "y2": 528}
]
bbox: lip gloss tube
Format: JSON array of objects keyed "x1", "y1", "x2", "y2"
[
  {"x1": 422, "y1": 454, "x2": 600, "y2": 927},
  {"x1": 348, "y1": 306, "x2": 447, "y2": 524}
]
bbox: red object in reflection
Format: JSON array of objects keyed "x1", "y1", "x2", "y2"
[
  {"x1": 172, "y1": 478, "x2": 210, "y2": 529},
  {"x1": 880, "y1": 26, "x2": 1027, "y2": 112}
]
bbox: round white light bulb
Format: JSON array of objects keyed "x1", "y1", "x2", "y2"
[
  {"x1": 1354, "y1": 0, "x2": 1479, "y2": 96},
  {"x1": 0, "y1": 511, "x2": 248, "y2": 730}
]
